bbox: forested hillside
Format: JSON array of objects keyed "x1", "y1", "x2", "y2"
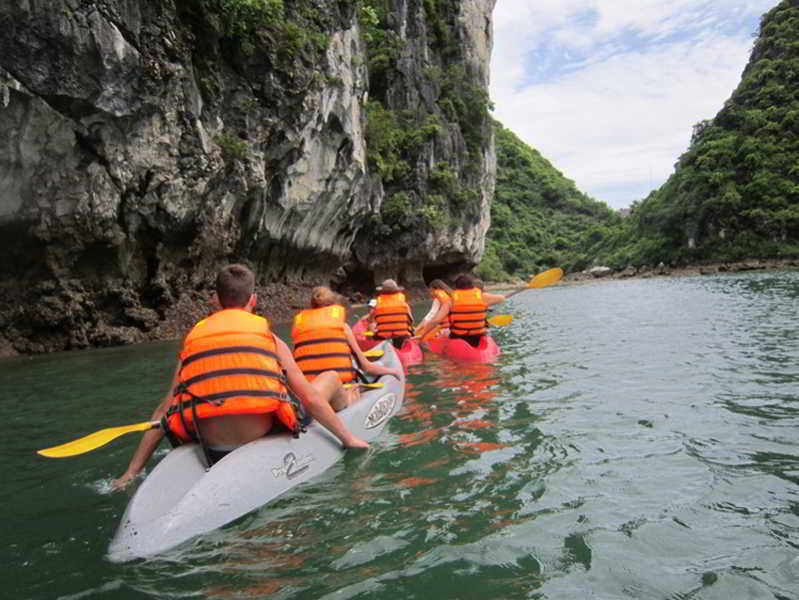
[
  {"x1": 591, "y1": 0, "x2": 799, "y2": 268},
  {"x1": 476, "y1": 122, "x2": 620, "y2": 280}
]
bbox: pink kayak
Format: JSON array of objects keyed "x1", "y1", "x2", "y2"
[
  {"x1": 397, "y1": 338, "x2": 423, "y2": 367},
  {"x1": 352, "y1": 318, "x2": 380, "y2": 351},
  {"x1": 424, "y1": 335, "x2": 500, "y2": 363}
]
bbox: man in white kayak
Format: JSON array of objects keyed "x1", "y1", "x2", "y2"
[{"x1": 113, "y1": 264, "x2": 368, "y2": 489}]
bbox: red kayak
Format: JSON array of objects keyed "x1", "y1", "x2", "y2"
[
  {"x1": 424, "y1": 335, "x2": 500, "y2": 363},
  {"x1": 352, "y1": 318, "x2": 380, "y2": 351},
  {"x1": 397, "y1": 338, "x2": 423, "y2": 367}
]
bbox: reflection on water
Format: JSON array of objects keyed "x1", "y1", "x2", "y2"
[{"x1": 3, "y1": 270, "x2": 799, "y2": 599}]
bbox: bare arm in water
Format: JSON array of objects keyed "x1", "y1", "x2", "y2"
[
  {"x1": 273, "y1": 336, "x2": 369, "y2": 449},
  {"x1": 415, "y1": 298, "x2": 451, "y2": 339},
  {"x1": 343, "y1": 324, "x2": 402, "y2": 379}
]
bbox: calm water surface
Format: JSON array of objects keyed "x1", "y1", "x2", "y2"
[{"x1": 3, "y1": 271, "x2": 799, "y2": 599}]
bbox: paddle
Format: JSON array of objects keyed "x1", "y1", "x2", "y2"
[
  {"x1": 39, "y1": 377, "x2": 388, "y2": 458},
  {"x1": 420, "y1": 324, "x2": 443, "y2": 341},
  {"x1": 343, "y1": 382, "x2": 384, "y2": 389},
  {"x1": 416, "y1": 314, "x2": 512, "y2": 340},
  {"x1": 505, "y1": 267, "x2": 563, "y2": 299},
  {"x1": 487, "y1": 314, "x2": 513, "y2": 327},
  {"x1": 38, "y1": 421, "x2": 161, "y2": 458}
]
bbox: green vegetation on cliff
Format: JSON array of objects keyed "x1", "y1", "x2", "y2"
[
  {"x1": 592, "y1": 1, "x2": 799, "y2": 268},
  {"x1": 476, "y1": 122, "x2": 620, "y2": 281},
  {"x1": 484, "y1": 1, "x2": 799, "y2": 277},
  {"x1": 178, "y1": 0, "x2": 332, "y2": 73},
  {"x1": 358, "y1": 0, "x2": 492, "y2": 234}
]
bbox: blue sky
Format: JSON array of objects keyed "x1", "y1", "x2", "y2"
[{"x1": 490, "y1": 0, "x2": 782, "y2": 210}]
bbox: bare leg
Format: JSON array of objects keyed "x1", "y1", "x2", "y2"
[
  {"x1": 330, "y1": 384, "x2": 360, "y2": 411},
  {"x1": 306, "y1": 372, "x2": 368, "y2": 448}
]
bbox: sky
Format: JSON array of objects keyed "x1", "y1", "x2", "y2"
[{"x1": 489, "y1": 0, "x2": 782, "y2": 210}]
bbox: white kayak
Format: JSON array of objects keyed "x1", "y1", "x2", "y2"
[{"x1": 107, "y1": 341, "x2": 405, "y2": 562}]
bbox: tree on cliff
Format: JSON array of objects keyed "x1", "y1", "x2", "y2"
[
  {"x1": 596, "y1": 0, "x2": 799, "y2": 267},
  {"x1": 476, "y1": 121, "x2": 619, "y2": 281}
]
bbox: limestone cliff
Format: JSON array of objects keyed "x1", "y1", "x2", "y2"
[{"x1": 0, "y1": 0, "x2": 496, "y2": 354}]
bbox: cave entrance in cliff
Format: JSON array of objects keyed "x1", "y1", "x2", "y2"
[
  {"x1": 337, "y1": 267, "x2": 375, "y2": 304},
  {"x1": 423, "y1": 263, "x2": 467, "y2": 286}
]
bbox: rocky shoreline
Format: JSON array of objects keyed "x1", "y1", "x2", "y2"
[
  {"x1": 2, "y1": 258, "x2": 796, "y2": 359},
  {"x1": 0, "y1": 278, "x2": 429, "y2": 359},
  {"x1": 561, "y1": 257, "x2": 799, "y2": 283},
  {"x1": 484, "y1": 257, "x2": 799, "y2": 291}
]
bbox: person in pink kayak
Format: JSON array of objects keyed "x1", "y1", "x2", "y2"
[
  {"x1": 414, "y1": 279, "x2": 453, "y2": 340},
  {"x1": 447, "y1": 273, "x2": 508, "y2": 348},
  {"x1": 372, "y1": 279, "x2": 414, "y2": 349}
]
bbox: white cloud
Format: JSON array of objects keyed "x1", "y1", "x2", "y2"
[{"x1": 490, "y1": 0, "x2": 781, "y2": 209}]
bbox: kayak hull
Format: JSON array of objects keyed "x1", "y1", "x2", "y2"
[
  {"x1": 397, "y1": 338, "x2": 423, "y2": 367},
  {"x1": 107, "y1": 342, "x2": 405, "y2": 562},
  {"x1": 424, "y1": 335, "x2": 501, "y2": 363},
  {"x1": 352, "y1": 318, "x2": 380, "y2": 351}
]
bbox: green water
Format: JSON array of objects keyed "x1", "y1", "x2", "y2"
[{"x1": 4, "y1": 271, "x2": 799, "y2": 599}]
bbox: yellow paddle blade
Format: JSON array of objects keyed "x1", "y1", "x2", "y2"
[
  {"x1": 363, "y1": 331, "x2": 375, "y2": 337},
  {"x1": 37, "y1": 421, "x2": 160, "y2": 458},
  {"x1": 344, "y1": 382, "x2": 385, "y2": 389},
  {"x1": 364, "y1": 348, "x2": 384, "y2": 358},
  {"x1": 487, "y1": 314, "x2": 513, "y2": 327},
  {"x1": 529, "y1": 267, "x2": 564, "y2": 289},
  {"x1": 421, "y1": 325, "x2": 443, "y2": 341}
]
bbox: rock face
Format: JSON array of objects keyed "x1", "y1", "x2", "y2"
[
  {"x1": 351, "y1": 0, "x2": 497, "y2": 288},
  {"x1": 0, "y1": 0, "x2": 496, "y2": 354}
]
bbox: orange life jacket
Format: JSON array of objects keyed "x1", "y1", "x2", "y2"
[
  {"x1": 164, "y1": 309, "x2": 297, "y2": 443},
  {"x1": 431, "y1": 289, "x2": 450, "y2": 305},
  {"x1": 374, "y1": 292, "x2": 413, "y2": 338},
  {"x1": 449, "y1": 288, "x2": 488, "y2": 336},
  {"x1": 292, "y1": 305, "x2": 355, "y2": 383}
]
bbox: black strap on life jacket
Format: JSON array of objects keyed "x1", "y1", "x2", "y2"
[
  {"x1": 297, "y1": 366, "x2": 357, "y2": 379},
  {"x1": 180, "y1": 345, "x2": 279, "y2": 369},
  {"x1": 165, "y1": 383, "x2": 213, "y2": 469},
  {"x1": 188, "y1": 387, "x2": 214, "y2": 470},
  {"x1": 354, "y1": 366, "x2": 378, "y2": 384},
  {"x1": 294, "y1": 353, "x2": 355, "y2": 377},
  {"x1": 293, "y1": 336, "x2": 356, "y2": 381},
  {"x1": 172, "y1": 368, "x2": 285, "y2": 397},
  {"x1": 295, "y1": 352, "x2": 352, "y2": 361},
  {"x1": 293, "y1": 337, "x2": 349, "y2": 349},
  {"x1": 286, "y1": 387, "x2": 308, "y2": 438}
]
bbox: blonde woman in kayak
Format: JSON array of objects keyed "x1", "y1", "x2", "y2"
[{"x1": 291, "y1": 287, "x2": 401, "y2": 410}]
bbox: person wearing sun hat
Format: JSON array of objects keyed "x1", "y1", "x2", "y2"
[{"x1": 373, "y1": 279, "x2": 414, "y2": 348}]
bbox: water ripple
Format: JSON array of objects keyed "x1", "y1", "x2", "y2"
[{"x1": 4, "y1": 271, "x2": 799, "y2": 598}]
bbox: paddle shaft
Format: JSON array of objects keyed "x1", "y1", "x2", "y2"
[{"x1": 343, "y1": 382, "x2": 384, "y2": 389}]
